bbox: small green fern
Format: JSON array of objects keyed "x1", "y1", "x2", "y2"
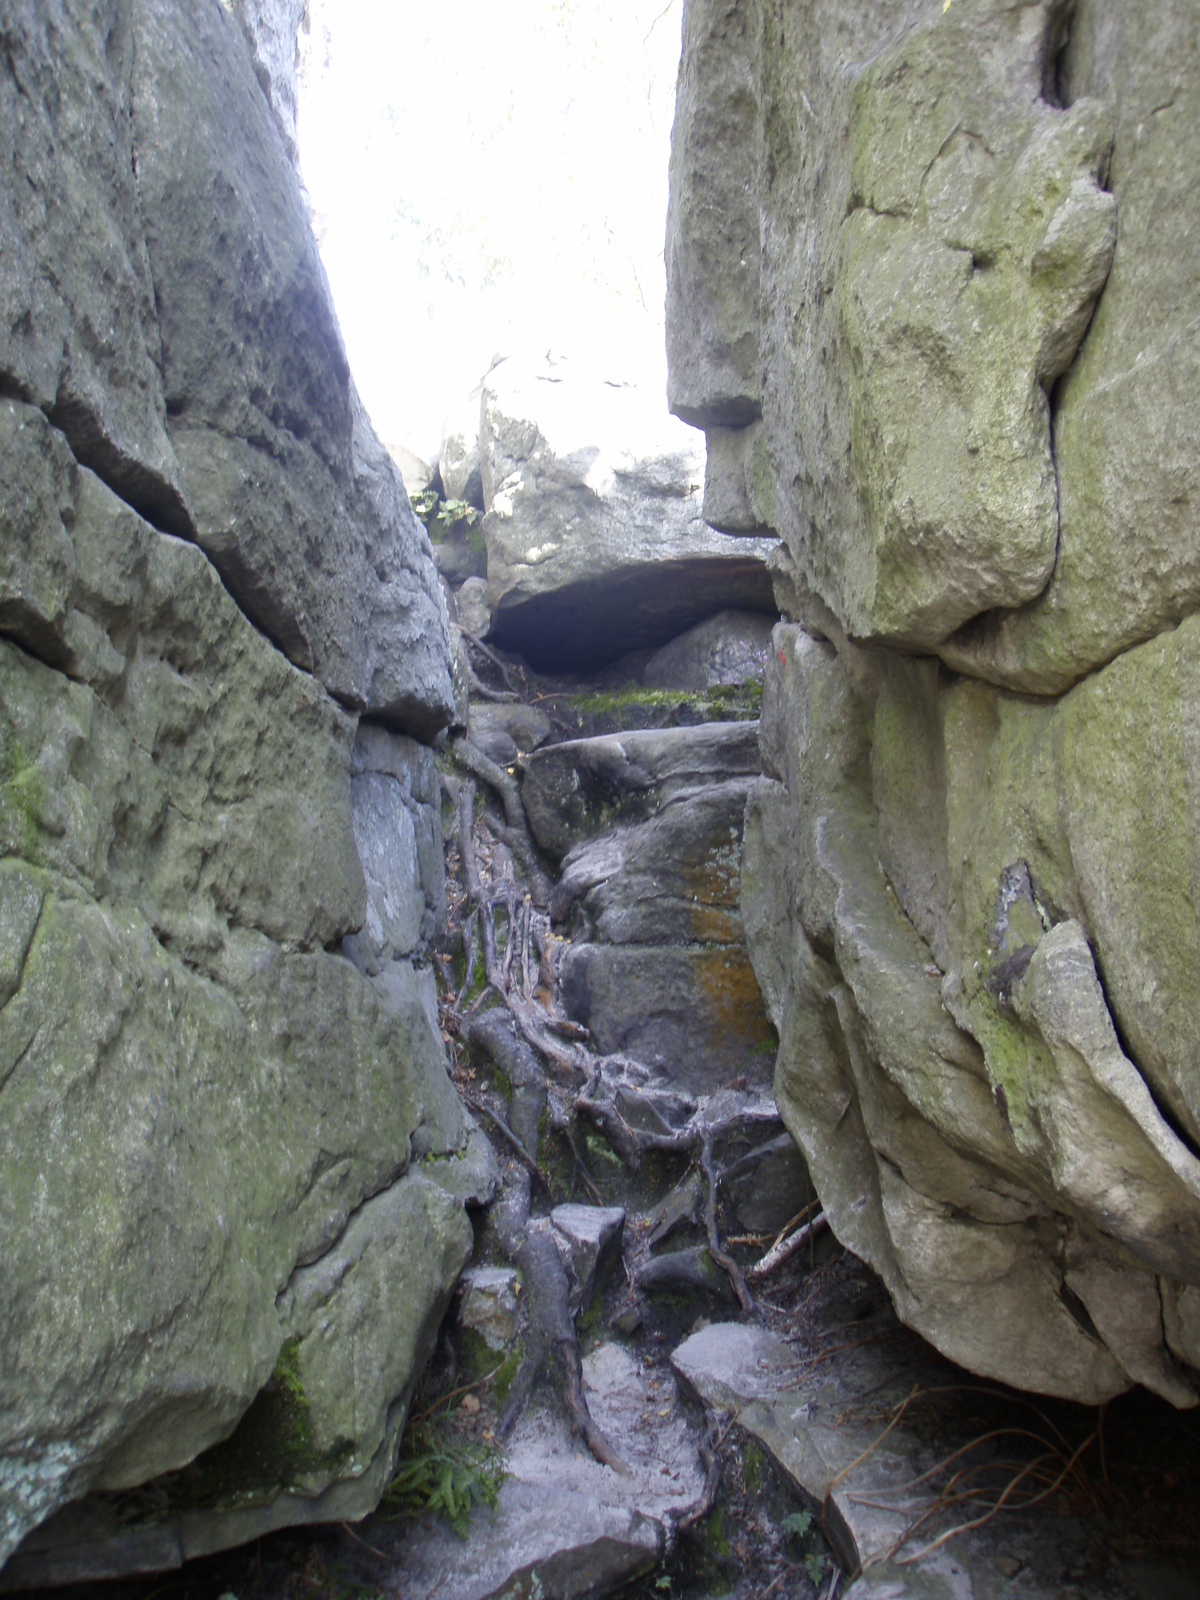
[
  {"x1": 780, "y1": 1508, "x2": 813, "y2": 1541},
  {"x1": 781, "y1": 1508, "x2": 826, "y2": 1585},
  {"x1": 383, "y1": 1415, "x2": 505, "y2": 1538}
]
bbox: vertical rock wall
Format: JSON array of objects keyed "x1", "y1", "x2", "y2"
[
  {"x1": 669, "y1": 0, "x2": 1200, "y2": 1404},
  {"x1": 0, "y1": 0, "x2": 493, "y2": 1579}
]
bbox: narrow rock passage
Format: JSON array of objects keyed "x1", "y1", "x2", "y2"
[{"x1": 18, "y1": 631, "x2": 1200, "y2": 1600}]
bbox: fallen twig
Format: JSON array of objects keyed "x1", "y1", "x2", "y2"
[
  {"x1": 461, "y1": 1093, "x2": 555, "y2": 1201},
  {"x1": 747, "y1": 1210, "x2": 828, "y2": 1281},
  {"x1": 462, "y1": 630, "x2": 524, "y2": 695},
  {"x1": 340, "y1": 1520, "x2": 389, "y2": 1562}
]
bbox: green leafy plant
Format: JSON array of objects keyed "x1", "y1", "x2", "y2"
[
  {"x1": 781, "y1": 1508, "x2": 826, "y2": 1585},
  {"x1": 383, "y1": 1389, "x2": 506, "y2": 1538},
  {"x1": 411, "y1": 487, "x2": 483, "y2": 549},
  {"x1": 781, "y1": 1509, "x2": 813, "y2": 1541}
]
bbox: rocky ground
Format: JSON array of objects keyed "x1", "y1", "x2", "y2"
[{"x1": 15, "y1": 627, "x2": 1200, "y2": 1600}]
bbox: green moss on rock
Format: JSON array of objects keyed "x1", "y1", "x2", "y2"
[{"x1": 0, "y1": 724, "x2": 43, "y2": 863}]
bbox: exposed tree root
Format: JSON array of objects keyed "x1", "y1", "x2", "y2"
[
  {"x1": 438, "y1": 727, "x2": 792, "y2": 1480},
  {"x1": 478, "y1": 1147, "x2": 630, "y2": 1475},
  {"x1": 700, "y1": 1129, "x2": 754, "y2": 1313},
  {"x1": 667, "y1": 1405, "x2": 730, "y2": 1542},
  {"x1": 453, "y1": 736, "x2": 553, "y2": 906},
  {"x1": 462, "y1": 630, "x2": 525, "y2": 698}
]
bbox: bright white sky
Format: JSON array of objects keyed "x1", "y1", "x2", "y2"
[{"x1": 296, "y1": 0, "x2": 683, "y2": 466}]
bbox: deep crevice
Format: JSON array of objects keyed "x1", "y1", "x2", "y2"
[
  {"x1": 46, "y1": 396, "x2": 196, "y2": 541},
  {"x1": 0, "y1": 371, "x2": 34, "y2": 406},
  {"x1": 1039, "y1": 0, "x2": 1076, "y2": 109},
  {"x1": 1089, "y1": 946, "x2": 1200, "y2": 1165},
  {"x1": 1058, "y1": 1278, "x2": 1102, "y2": 1343}
]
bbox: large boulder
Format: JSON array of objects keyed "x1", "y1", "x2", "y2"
[
  {"x1": 478, "y1": 354, "x2": 778, "y2": 672},
  {"x1": 671, "y1": 0, "x2": 1127, "y2": 662},
  {"x1": 0, "y1": 404, "x2": 494, "y2": 1575},
  {"x1": 0, "y1": 0, "x2": 452, "y2": 742},
  {"x1": 667, "y1": 0, "x2": 1200, "y2": 1404},
  {"x1": 0, "y1": 0, "x2": 482, "y2": 1578},
  {"x1": 742, "y1": 622, "x2": 1200, "y2": 1404},
  {"x1": 134, "y1": 0, "x2": 453, "y2": 738}
]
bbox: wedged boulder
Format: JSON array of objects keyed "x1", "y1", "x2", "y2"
[
  {"x1": 642, "y1": 608, "x2": 774, "y2": 691},
  {"x1": 478, "y1": 353, "x2": 777, "y2": 672},
  {"x1": 522, "y1": 721, "x2": 762, "y2": 864},
  {"x1": 741, "y1": 622, "x2": 1200, "y2": 1403}
]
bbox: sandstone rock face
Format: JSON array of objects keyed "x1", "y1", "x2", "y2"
[
  {"x1": 669, "y1": 0, "x2": 1200, "y2": 1403},
  {"x1": 0, "y1": 0, "x2": 482, "y2": 1576},
  {"x1": 228, "y1": 0, "x2": 309, "y2": 163},
  {"x1": 744, "y1": 625, "x2": 1200, "y2": 1403},
  {"x1": 136, "y1": 1, "x2": 453, "y2": 738},
  {"x1": 479, "y1": 354, "x2": 777, "y2": 671},
  {"x1": 2, "y1": 0, "x2": 452, "y2": 741},
  {"x1": 528, "y1": 724, "x2": 774, "y2": 1093},
  {"x1": 939, "y1": 0, "x2": 1200, "y2": 693}
]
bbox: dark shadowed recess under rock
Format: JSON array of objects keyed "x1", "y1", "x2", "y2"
[{"x1": 487, "y1": 557, "x2": 777, "y2": 675}]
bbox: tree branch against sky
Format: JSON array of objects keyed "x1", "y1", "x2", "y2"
[{"x1": 297, "y1": 0, "x2": 682, "y2": 460}]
